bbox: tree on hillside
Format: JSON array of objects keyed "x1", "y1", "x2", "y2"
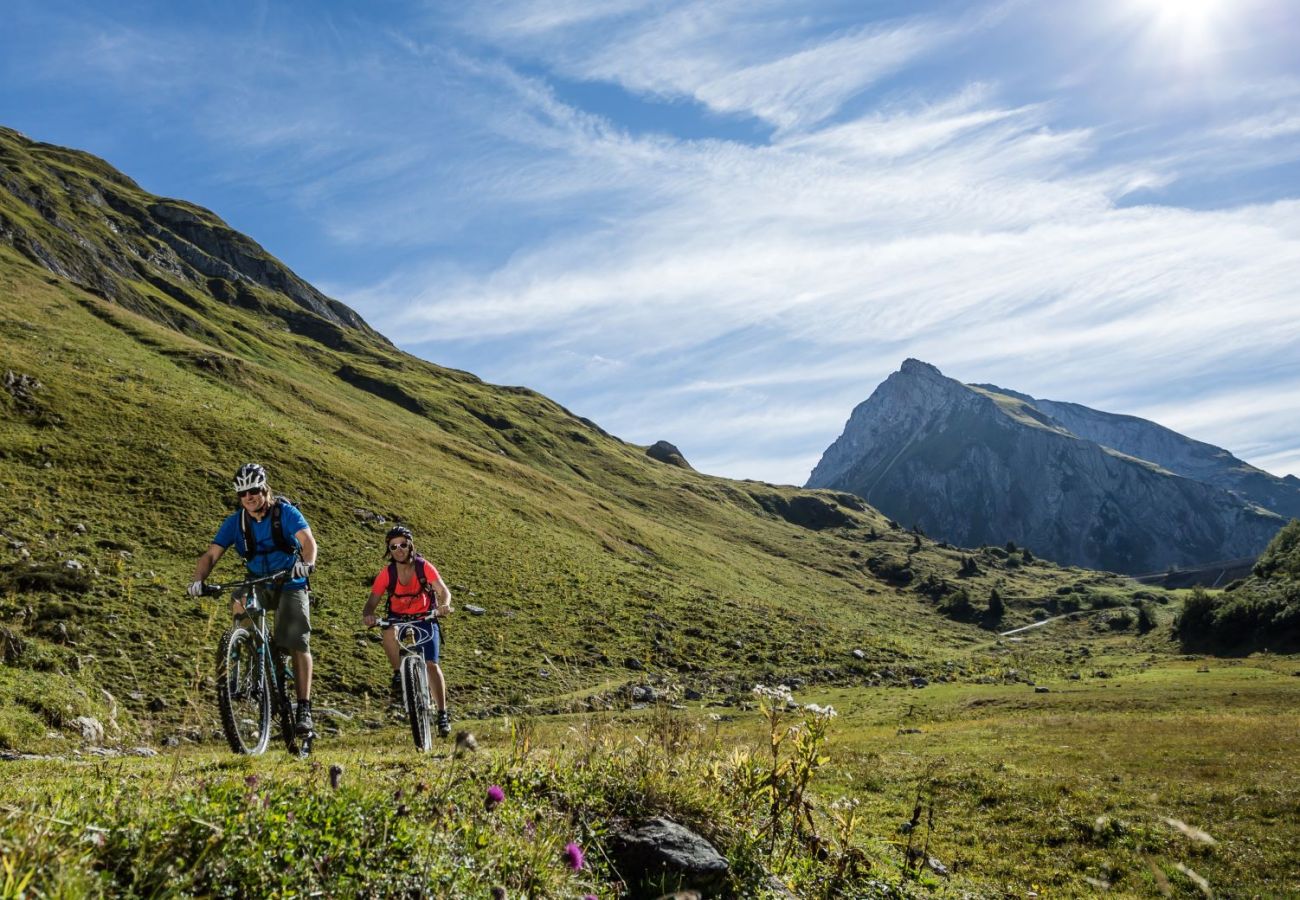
[
  {"x1": 1135, "y1": 601, "x2": 1155, "y2": 634},
  {"x1": 987, "y1": 586, "x2": 1005, "y2": 621}
]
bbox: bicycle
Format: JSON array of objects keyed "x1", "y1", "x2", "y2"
[
  {"x1": 372, "y1": 611, "x2": 442, "y2": 752},
  {"x1": 203, "y1": 566, "x2": 313, "y2": 757}
]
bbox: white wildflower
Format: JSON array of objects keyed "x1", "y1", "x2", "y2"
[{"x1": 752, "y1": 684, "x2": 795, "y2": 704}]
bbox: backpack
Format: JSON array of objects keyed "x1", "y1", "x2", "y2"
[
  {"x1": 238, "y1": 496, "x2": 297, "y2": 561},
  {"x1": 384, "y1": 556, "x2": 441, "y2": 619}
]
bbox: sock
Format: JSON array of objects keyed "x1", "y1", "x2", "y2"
[{"x1": 298, "y1": 699, "x2": 311, "y2": 713}]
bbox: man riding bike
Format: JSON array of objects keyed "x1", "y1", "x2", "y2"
[
  {"x1": 361, "y1": 525, "x2": 454, "y2": 737},
  {"x1": 189, "y1": 463, "x2": 319, "y2": 736}
]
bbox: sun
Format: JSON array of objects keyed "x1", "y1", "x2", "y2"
[{"x1": 1129, "y1": 0, "x2": 1232, "y2": 54}]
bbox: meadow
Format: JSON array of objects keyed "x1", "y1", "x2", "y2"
[{"x1": 3, "y1": 642, "x2": 1297, "y2": 898}]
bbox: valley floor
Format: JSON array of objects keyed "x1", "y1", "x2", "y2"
[{"x1": 3, "y1": 654, "x2": 1297, "y2": 897}]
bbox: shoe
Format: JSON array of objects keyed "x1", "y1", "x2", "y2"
[
  {"x1": 437, "y1": 709, "x2": 451, "y2": 738},
  {"x1": 295, "y1": 705, "x2": 314, "y2": 736}
]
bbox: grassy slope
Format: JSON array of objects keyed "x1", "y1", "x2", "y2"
[{"x1": 2, "y1": 242, "x2": 1138, "y2": 749}]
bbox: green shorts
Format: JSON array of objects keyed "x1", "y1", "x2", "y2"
[{"x1": 255, "y1": 585, "x2": 312, "y2": 653}]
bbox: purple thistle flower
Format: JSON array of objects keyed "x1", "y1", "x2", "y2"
[
  {"x1": 244, "y1": 774, "x2": 259, "y2": 789},
  {"x1": 485, "y1": 785, "x2": 505, "y2": 811},
  {"x1": 564, "y1": 842, "x2": 585, "y2": 871}
]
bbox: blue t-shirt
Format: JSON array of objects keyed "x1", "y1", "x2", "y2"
[{"x1": 213, "y1": 500, "x2": 310, "y2": 587}]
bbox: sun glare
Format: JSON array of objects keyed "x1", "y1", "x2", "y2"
[{"x1": 1129, "y1": 0, "x2": 1231, "y2": 56}]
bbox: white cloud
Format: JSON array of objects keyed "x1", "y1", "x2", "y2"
[{"x1": 14, "y1": 0, "x2": 1295, "y2": 484}]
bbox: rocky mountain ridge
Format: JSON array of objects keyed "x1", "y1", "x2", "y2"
[{"x1": 807, "y1": 360, "x2": 1291, "y2": 574}]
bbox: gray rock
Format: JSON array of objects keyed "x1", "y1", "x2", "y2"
[
  {"x1": 64, "y1": 559, "x2": 85, "y2": 571},
  {"x1": 851, "y1": 648, "x2": 866, "y2": 659},
  {"x1": 910, "y1": 677, "x2": 929, "y2": 688},
  {"x1": 73, "y1": 716, "x2": 104, "y2": 745},
  {"x1": 624, "y1": 656, "x2": 645, "y2": 671},
  {"x1": 607, "y1": 817, "x2": 728, "y2": 898},
  {"x1": 683, "y1": 687, "x2": 703, "y2": 701},
  {"x1": 464, "y1": 604, "x2": 486, "y2": 616},
  {"x1": 1034, "y1": 686, "x2": 1050, "y2": 693},
  {"x1": 630, "y1": 685, "x2": 657, "y2": 703}
]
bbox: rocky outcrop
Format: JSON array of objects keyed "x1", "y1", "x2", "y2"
[
  {"x1": 0, "y1": 126, "x2": 385, "y2": 346},
  {"x1": 646, "y1": 440, "x2": 693, "y2": 469},
  {"x1": 807, "y1": 360, "x2": 1287, "y2": 573}
]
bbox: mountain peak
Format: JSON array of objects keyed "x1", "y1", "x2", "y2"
[
  {"x1": 898, "y1": 359, "x2": 944, "y2": 379},
  {"x1": 807, "y1": 368, "x2": 1296, "y2": 573}
]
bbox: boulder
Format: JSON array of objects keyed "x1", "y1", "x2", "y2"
[
  {"x1": 73, "y1": 716, "x2": 104, "y2": 745},
  {"x1": 607, "y1": 817, "x2": 728, "y2": 898}
]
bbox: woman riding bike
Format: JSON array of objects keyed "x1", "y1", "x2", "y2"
[{"x1": 361, "y1": 525, "x2": 454, "y2": 737}]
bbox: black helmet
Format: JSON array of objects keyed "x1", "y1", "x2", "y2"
[
  {"x1": 385, "y1": 525, "x2": 415, "y2": 556},
  {"x1": 233, "y1": 463, "x2": 267, "y2": 493}
]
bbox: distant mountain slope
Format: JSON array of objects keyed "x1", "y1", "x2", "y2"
[
  {"x1": 974, "y1": 386, "x2": 1300, "y2": 520},
  {"x1": 807, "y1": 360, "x2": 1288, "y2": 574},
  {"x1": 0, "y1": 126, "x2": 1117, "y2": 746}
]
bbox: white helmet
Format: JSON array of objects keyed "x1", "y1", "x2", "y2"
[{"x1": 233, "y1": 463, "x2": 267, "y2": 493}]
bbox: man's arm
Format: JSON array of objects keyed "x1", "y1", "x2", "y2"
[
  {"x1": 192, "y1": 543, "x2": 226, "y2": 583},
  {"x1": 295, "y1": 527, "x2": 318, "y2": 567}
]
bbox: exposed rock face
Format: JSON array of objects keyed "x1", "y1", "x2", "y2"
[
  {"x1": 976, "y1": 386, "x2": 1300, "y2": 520},
  {"x1": 807, "y1": 360, "x2": 1289, "y2": 573}
]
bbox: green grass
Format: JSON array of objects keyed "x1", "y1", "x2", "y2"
[{"x1": 2, "y1": 659, "x2": 1297, "y2": 897}]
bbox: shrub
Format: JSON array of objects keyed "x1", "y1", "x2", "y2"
[{"x1": 1253, "y1": 519, "x2": 1300, "y2": 581}]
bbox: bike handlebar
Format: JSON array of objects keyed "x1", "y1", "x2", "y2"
[
  {"x1": 372, "y1": 610, "x2": 442, "y2": 630},
  {"x1": 199, "y1": 566, "x2": 295, "y2": 597}
]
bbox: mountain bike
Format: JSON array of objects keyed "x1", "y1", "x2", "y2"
[
  {"x1": 372, "y1": 611, "x2": 441, "y2": 752},
  {"x1": 203, "y1": 567, "x2": 313, "y2": 757}
]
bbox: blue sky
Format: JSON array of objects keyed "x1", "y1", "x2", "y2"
[{"x1": 3, "y1": 0, "x2": 1299, "y2": 484}]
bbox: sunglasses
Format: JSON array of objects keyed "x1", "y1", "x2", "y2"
[
  {"x1": 389, "y1": 541, "x2": 411, "y2": 552},
  {"x1": 238, "y1": 488, "x2": 264, "y2": 498}
]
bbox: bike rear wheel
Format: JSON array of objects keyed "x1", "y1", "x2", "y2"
[
  {"x1": 216, "y1": 626, "x2": 271, "y2": 755},
  {"x1": 402, "y1": 655, "x2": 432, "y2": 752}
]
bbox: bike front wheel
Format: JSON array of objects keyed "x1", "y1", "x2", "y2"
[
  {"x1": 270, "y1": 647, "x2": 304, "y2": 756},
  {"x1": 402, "y1": 655, "x2": 432, "y2": 752},
  {"x1": 216, "y1": 626, "x2": 271, "y2": 755}
]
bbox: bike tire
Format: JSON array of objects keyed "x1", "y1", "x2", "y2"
[
  {"x1": 271, "y1": 646, "x2": 302, "y2": 756},
  {"x1": 402, "y1": 655, "x2": 432, "y2": 752},
  {"x1": 216, "y1": 626, "x2": 271, "y2": 755}
]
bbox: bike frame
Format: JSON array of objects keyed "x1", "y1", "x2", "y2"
[
  {"x1": 205, "y1": 564, "x2": 310, "y2": 756},
  {"x1": 374, "y1": 611, "x2": 441, "y2": 752}
]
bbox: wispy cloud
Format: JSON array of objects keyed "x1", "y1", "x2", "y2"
[{"x1": 6, "y1": 0, "x2": 1296, "y2": 485}]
